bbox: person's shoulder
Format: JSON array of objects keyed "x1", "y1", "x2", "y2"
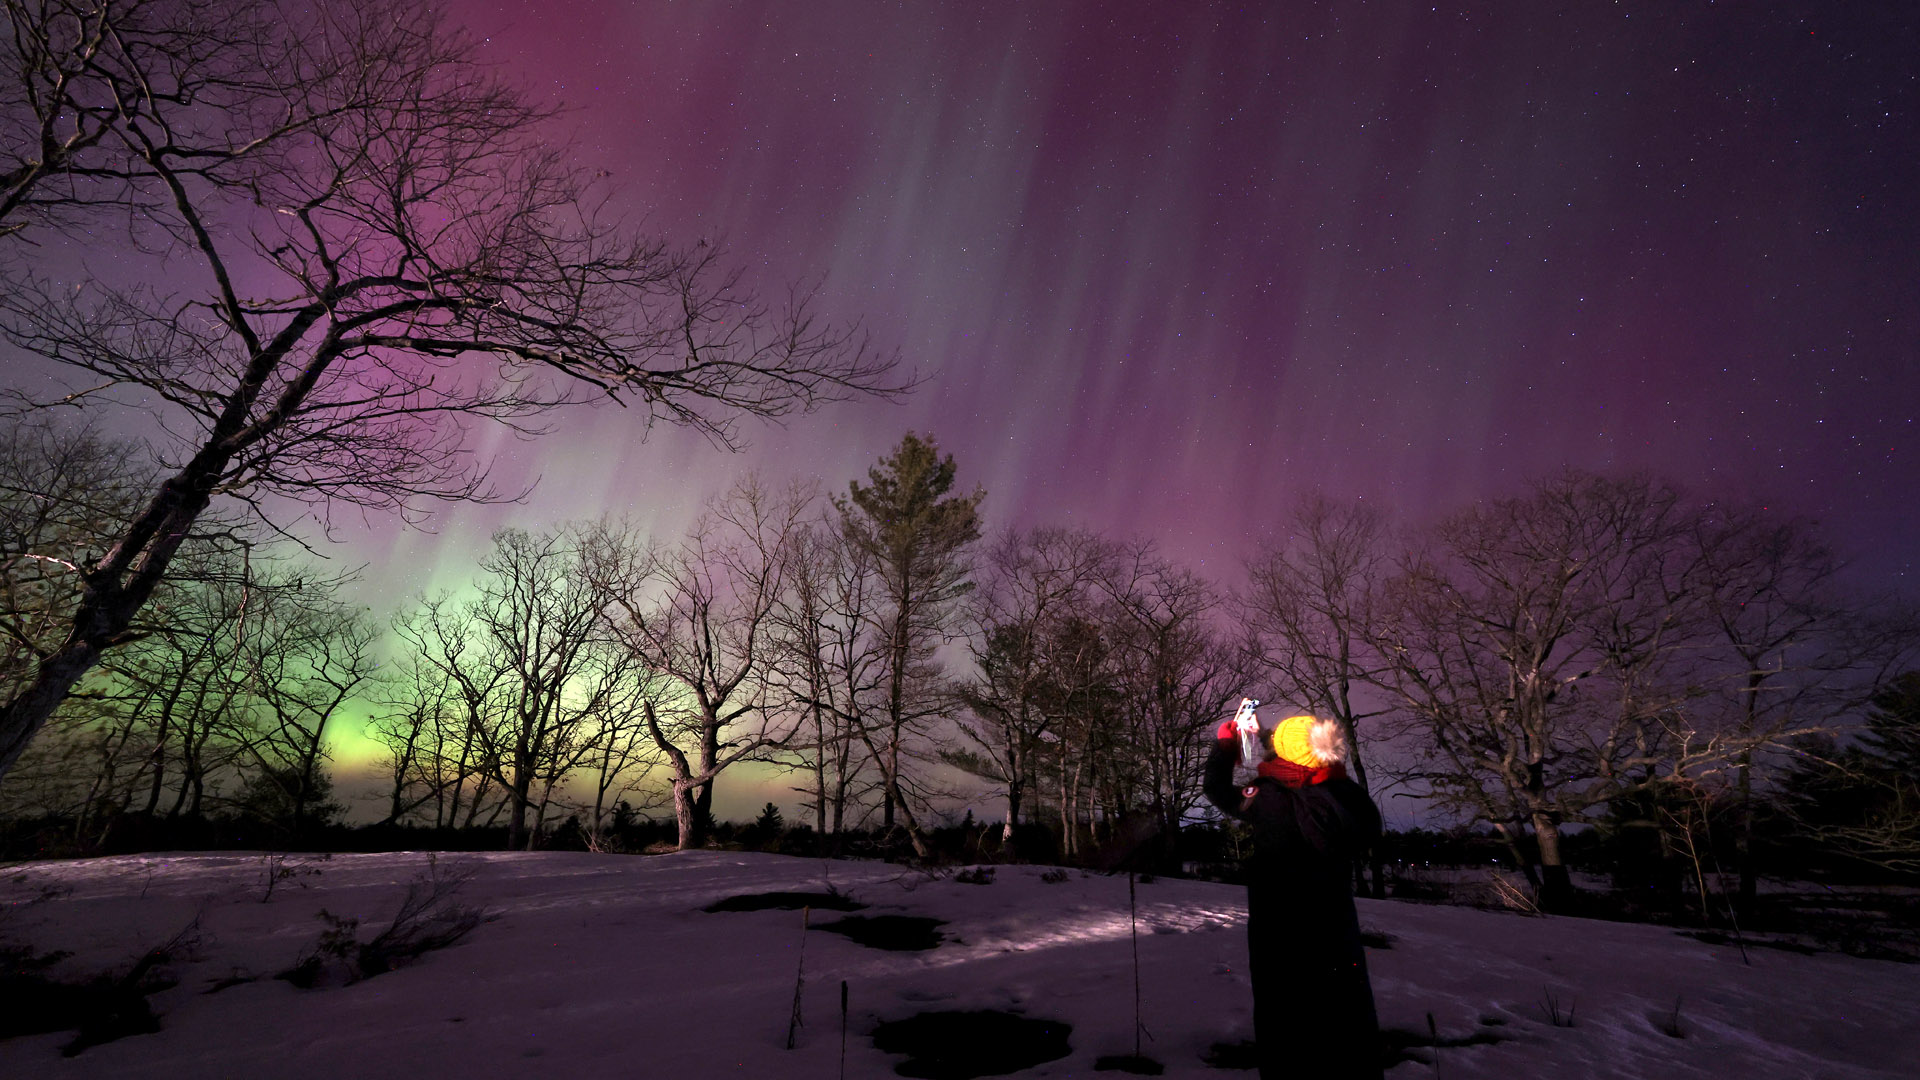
[{"x1": 1318, "y1": 777, "x2": 1382, "y2": 817}]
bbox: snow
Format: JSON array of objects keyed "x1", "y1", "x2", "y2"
[{"x1": 2, "y1": 850, "x2": 1913, "y2": 1078}]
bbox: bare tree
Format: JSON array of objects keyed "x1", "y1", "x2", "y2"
[
  {"x1": 1098, "y1": 541, "x2": 1249, "y2": 864},
  {"x1": 366, "y1": 636, "x2": 513, "y2": 831},
  {"x1": 566, "y1": 666, "x2": 667, "y2": 848},
  {"x1": 1780, "y1": 669, "x2": 1920, "y2": 878},
  {"x1": 396, "y1": 526, "x2": 622, "y2": 849},
  {"x1": 1243, "y1": 494, "x2": 1392, "y2": 794},
  {"x1": 949, "y1": 532, "x2": 1246, "y2": 864},
  {"x1": 0, "y1": 419, "x2": 149, "y2": 697},
  {"x1": 1026, "y1": 611, "x2": 1122, "y2": 860},
  {"x1": 92, "y1": 557, "x2": 259, "y2": 822},
  {"x1": 1, "y1": 0, "x2": 293, "y2": 236},
  {"x1": 229, "y1": 580, "x2": 377, "y2": 833},
  {"x1": 0, "y1": 418, "x2": 159, "y2": 831},
  {"x1": 593, "y1": 477, "x2": 813, "y2": 850},
  {"x1": 1685, "y1": 503, "x2": 1877, "y2": 907},
  {"x1": 366, "y1": 652, "x2": 461, "y2": 827},
  {"x1": 3, "y1": 550, "x2": 364, "y2": 841},
  {"x1": 952, "y1": 526, "x2": 1112, "y2": 846},
  {"x1": 0, "y1": 0, "x2": 905, "y2": 782},
  {"x1": 1372, "y1": 472, "x2": 1736, "y2": 909},
  {"x1": 768, "y1": 517, "x2": 885, "y2": 844}
]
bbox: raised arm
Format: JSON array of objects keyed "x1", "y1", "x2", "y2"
[{"x1": 1203, "y1": 733, "x2": 1247, "y2": 821}]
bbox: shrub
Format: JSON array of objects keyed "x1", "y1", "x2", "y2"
[{"x1": 279, "y1": 855, "x2": 484, "y2": 987}]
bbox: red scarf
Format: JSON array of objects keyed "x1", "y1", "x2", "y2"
[{"x1": 1257, "y1": 758, "x2": 1346, "y2": 788}]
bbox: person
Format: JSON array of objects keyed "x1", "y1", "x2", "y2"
[{"x1": 1204, "y1": 709, "x2": 1384, "y2": 1080}]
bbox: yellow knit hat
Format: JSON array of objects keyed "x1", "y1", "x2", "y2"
[{"x1": 1271, "y1": 714, "x2": 1336, "y2": 769}]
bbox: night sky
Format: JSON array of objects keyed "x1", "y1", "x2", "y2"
[
  {"x1": 264, "y1": 2, "x2": 1911, "y2": 794},
  {"x1": 341, "y1": 0, "x2": 1918, "y2": 606}
]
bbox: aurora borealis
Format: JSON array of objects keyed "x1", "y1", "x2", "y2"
[
  {"x1": 338, "y1": 0, "x2": 1917, "y2": 604},
  {"x1": 12, "y1": 2, "x2": 1914, "y2": 819},
  {"x1": 312, "y1": 1, "x2": 1920, "y2": 805}
]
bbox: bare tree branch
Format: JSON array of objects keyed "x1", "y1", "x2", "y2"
[{"x1": 0, "y1": 0, "x2": 910, "y2": 781}]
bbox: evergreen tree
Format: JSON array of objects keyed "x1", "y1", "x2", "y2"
[
  {"x1": 835, "y1": 433, "x2": 984, "y2": 853},
  {"x1": 1861, "y1": 672, "x2": 1920, "y2": 775},
  {"x1": 754, "y1": 802, "x2": 785, "y2": 833},
  {"x1": 232, "y1": 765, "x2": 345, "y2": 838},
  {"x1": 1778, "y1": 672, "x2": 1920, "y2": 878}
]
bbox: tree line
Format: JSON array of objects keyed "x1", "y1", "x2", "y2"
[
  {"x1": 1245, "y1": 479, "x2": 1915, "y2": 908},
  {"x1": 9, "y1": 418, "x2": 1917, "y2": 910}
]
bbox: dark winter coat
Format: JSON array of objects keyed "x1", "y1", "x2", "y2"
[{"x1": 1204, "y1": 737, "x2": 1385, "y2": 1080}]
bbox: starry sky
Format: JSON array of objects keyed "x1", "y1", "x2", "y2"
[
  {"x1": 336, "y1": 0, "x2": 1920, "y2": 611},
  {"x1": 27, "y1": 2, "x2": 1912, "y2": 817}
]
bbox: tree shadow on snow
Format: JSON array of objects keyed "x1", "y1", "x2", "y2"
[
  {"x1": 814, "y1": 914, "x2": 945, "y2": 951},
  {"x1": 701, "y1": 890, "x2": 866, "y2": 913},
  {"x1": 1093, "y1": 1051, "x2": 1164, "y2": 1074},
  {"x1": 873, "y1": 1009, "x2": 1072, "y2": 1078}
]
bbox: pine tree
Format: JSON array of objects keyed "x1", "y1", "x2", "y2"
[
  {"x1": 755, "y1": 801, "x2": 785, "y2": 834},
  {"x1": 835, "y1": 433, "x2": 984, "y2": 853},
  {"x1": 1778, "y1": 671, "x2": 1920, "y2": 878},
  {"x1": 1861, "y1": 672, "x2": 1920, "y2": 775}
]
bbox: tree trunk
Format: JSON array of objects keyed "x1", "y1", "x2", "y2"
[
  {"x1": 0, "y1": 643, "x2": 104, "y2": 780},
  {"x1": 461, "y1": 776, "x2": 489, "y2": 828},
  {"x1": 1342, "y1": 724, "x2": 1387, "y2": 897},
  {"x1": 673, "y1": 780, "x2": 701, "y2": 850},
  {"x1": 507, "y1": 776, "x2": 531, "y2": 851},
  {"x1": 388, "y1": 725, "x2": 421, "y2": 825},
  {"x1": 446, "y1": 777, "x2": 464, "y2": 832},
  {"x1": 1057, "y1": 756, "x2": 1072, "y2": 859},
  {"x1": 589, "y1": 765, "x2": 613, "y2": 849},
  {"x1": 1002, "y1": 775, "x2": 1022, "y2": 845},
  {"x1": 854, "y1": 722, "x2": 927, "y2": 857},
  {"x1": 882, "y1": 729, "x2": 899, "y2": 830},
  {"x1": 1067, "y1": 749, "x2": 1089, "y2": 859},
  {"x1": 1532, "y1": 812, "x2": 1573, "y2": 911},
  {"x1": 0, "y1": 462, "x2": 225, "y2": 782},
  {"x1": 829, "y1": 711, "x2": 853, "y2": 843},
  {"x1": 813, "y1": 703, "x2": 829, "y2": 837},
  {"x1": 294, "y1": 754, "x2": 319, "y2": 837},
  {"x1": 168, "y1": 719, "x2": 202, "y2": 819},
  {"x1": 143, "y1": 705, "x2": 172, "y2": 816},
  {"x1": 691, "y1": 715, "x2": 720, "y2": 842},
  {"x1": 449, "y1": 731, "x2": 477, "y2": 829},
  {"x1": 694, "y1": 781, "x2": 714, "y2": 835},
  {"x1": 884, "y1": 774, "x2": 929, "y2": 858},
  {"x1": 529, "y1": 792, "x2": 552, "y2": 851},
  {"x1": 881, "y1": 605, "x2": 911, "y2": 831},
  {"x1": 1736, "y1": 747, "x2": 1757, "y2": 913},
  {"x1": 1493, "y1": 822, "x2": 1540, "y2": 890}
]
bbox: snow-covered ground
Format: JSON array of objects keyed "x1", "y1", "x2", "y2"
[{"x1": 1, "y1": 850, "x2": 1912, "y2": 1078}]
